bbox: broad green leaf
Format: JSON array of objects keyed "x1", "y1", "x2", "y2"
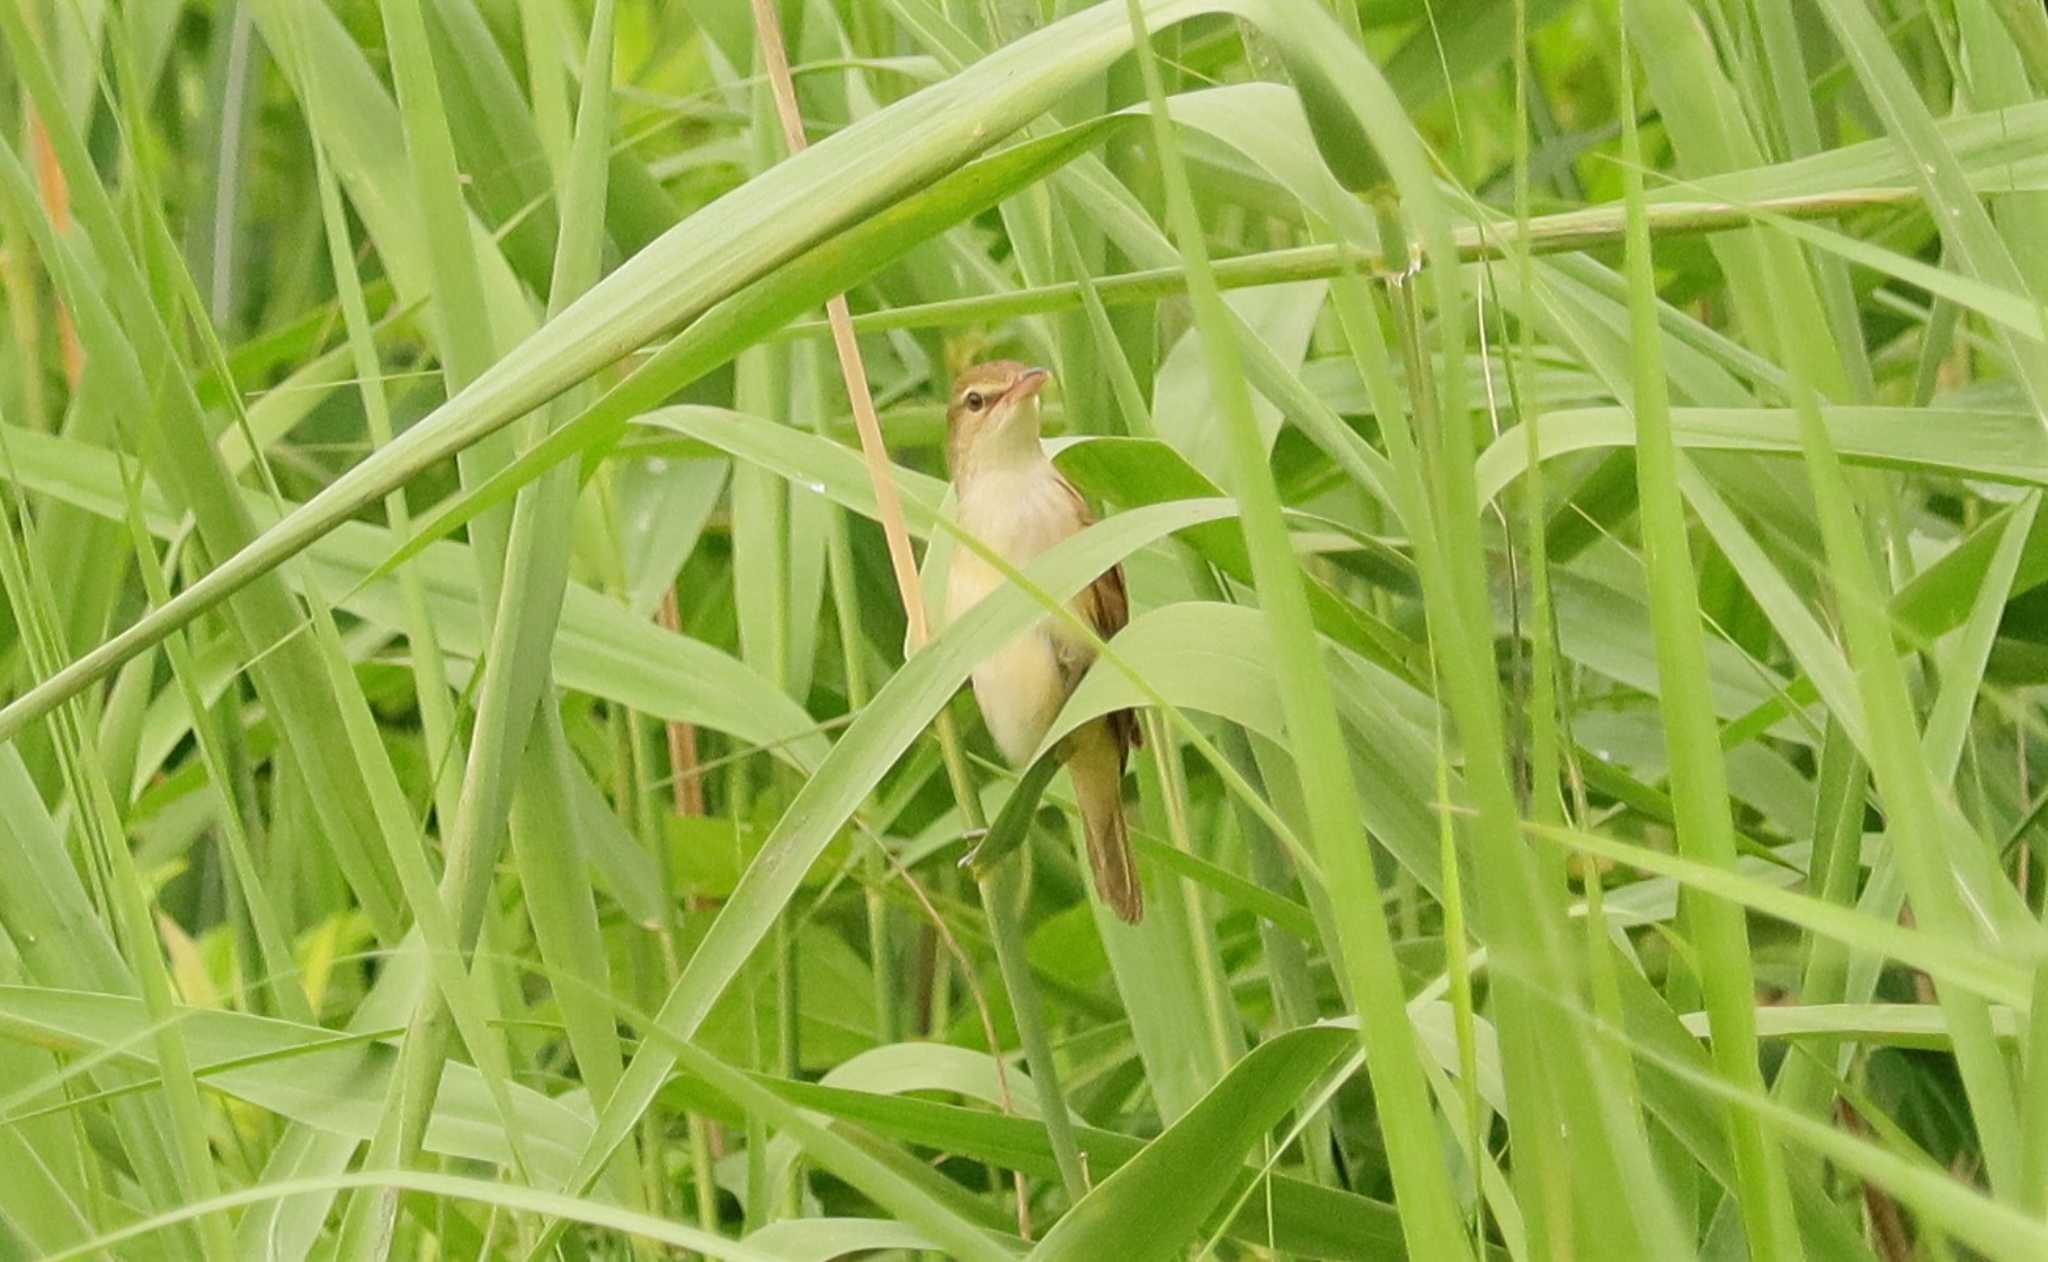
[
  {"x1": 40, "y1": 1169, "x2": 777, "y2": 1262},
  {"x1": 0, "y1": 985, "x2": 592, "y2": 1182},
  {"x1": 0, "y1": 0, "x2": 1395, "y2": 741},
  {"x1": 1477, "y1": 406, "x2": 2048, "y2": 506},
  {"x1": 755, "y1": 1078, "x2": 1411, "y2": 1258},
  {"x1": 0, "y1": 422, "x2": 824, "y2": 768},
  {"x1": 544, "y1": 498, "x2": 1240, "y2": 1222},
  {"x1": 1029, "y1": 1024, "x2": 1351, "y2": 1260}
]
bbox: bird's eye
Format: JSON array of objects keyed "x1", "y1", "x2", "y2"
[{"x1": 964, "y1": 391, "x2": 985, "y2": 412}]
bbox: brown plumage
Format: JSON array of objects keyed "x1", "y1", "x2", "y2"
[{"x1": 943, "y1": 361, "x2": 1143, "y2": 923}]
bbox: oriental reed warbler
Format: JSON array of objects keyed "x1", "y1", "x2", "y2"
[{"x1": 943, "y1": 361, "x2": 1143, "y2": 924}]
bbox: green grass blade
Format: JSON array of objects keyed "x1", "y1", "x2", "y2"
[{"x1": 1122, "y1": 3, "x2": 1472, "y2": 1259}]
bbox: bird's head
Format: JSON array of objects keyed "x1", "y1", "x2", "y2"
[{"x1": 945, "y1": 360, "x2": 1050, "y2": 480}]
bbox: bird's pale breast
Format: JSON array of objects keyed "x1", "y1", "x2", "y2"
[{"x1": 946, "y1": 461, "x2": 1093, "y2": 765}]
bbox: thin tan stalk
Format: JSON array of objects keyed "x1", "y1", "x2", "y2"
[
  {"x1": 747, "y1": 0, "x2": 1083, "y2": 1216},
  {"x1": 654, "y1": 585, "x2": 721, "y2": 1244},
  {"x1": 748, "y1": 0, "x2": 926, "y2": 642},
  {"x1": 660, "y1": 586, "x2": 708, "y2": 819}
]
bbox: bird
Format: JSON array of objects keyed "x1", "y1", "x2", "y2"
[{"x1": 942, "y1": 359, "x2": 1144, "y2": 924}]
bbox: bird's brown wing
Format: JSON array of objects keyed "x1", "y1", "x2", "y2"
[{"x1": 1053, "y1": 476, "x2": 1143, "y2": 754}]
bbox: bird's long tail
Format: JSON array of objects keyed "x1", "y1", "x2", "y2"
[{"x1": 1070, "y1": 722, "x2": 1142, "y2": 924}]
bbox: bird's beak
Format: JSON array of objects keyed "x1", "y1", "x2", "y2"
[{"x1": 1002, "y1": 367, "x2": 1051, "y2": 407}]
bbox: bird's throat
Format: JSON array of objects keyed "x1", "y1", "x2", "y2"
[{"x1": 955, "y1": 402, "x2": 1044, "y2": 482}]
